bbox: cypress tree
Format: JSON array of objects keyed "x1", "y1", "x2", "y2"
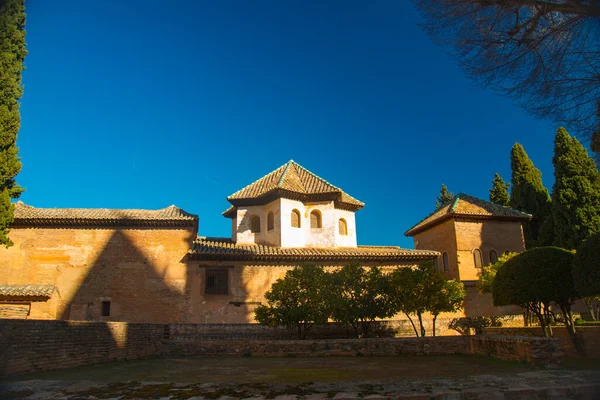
[
  {"x1": 552, "y1": 127, "x2": 600, "y2": 249},
  {"x1": 0, "y1": 0, "x2": 26, "y2": 247},
  {"x1": 435, "y1": 184, "x2": 454, "y2": 209},
  {"x1": 489, "y1": 173, "x2": 510, "y2": 206},
  {"x1": 510, "y1": 143, "x2": 551, "y2": 248}
]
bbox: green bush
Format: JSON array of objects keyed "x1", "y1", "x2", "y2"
[
  {"x1": 572, "y1": 232, "x2": 600, "y2": 297},
  {"x1": 574, "y1": 316, "x2": 600, "y2": 326},
  {"x1": 492, "y1": 247, "x2": 577, "y2": 307},
  {"x1": 492, "y1": 247, "x2": 579, "y2": 344}
]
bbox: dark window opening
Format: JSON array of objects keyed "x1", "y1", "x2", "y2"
[
  {"x1": 101, "y1": 301, "x2": 111, "y2": 317},
  {"x1": 489, "y1": 249, "x2": 498, "y2": 265},
  {"x1": 291, "y1": 209, "x2": 301, "y2": 228},
  {"x1": 205, "y1": 269, "x2": 228, "y2": 295},
  {"x1": 443, "y1": 252, "x2": 449, "y2": 272},
  {"x1": 250, "y1": 215, "x2": 261, "y2": 233},
  {"x1": 267, "y1": 212, "x2": 274, "y2": 231},
  {"x1": 310, "y1": 210, "x2": 322, "y2": 228}
]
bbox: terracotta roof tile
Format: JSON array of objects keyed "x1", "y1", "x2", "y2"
[
  {"x1": 12, "y1": 202, "x2": 198, "y2": 228},
  {"x1": 190, "y1": 237, "x2": 439, "y2": 262},
  {"x1": 224, "y1": 160, "x2": 364, "y2": 216},
  {"x1": 405, "y1": 194, "x2": 532, "y2": 236},
  {"x1": 0, "y1": 284, "x2": 56, "y2": 298}
]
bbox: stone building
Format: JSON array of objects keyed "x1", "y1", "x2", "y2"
[
  {"x1": 405, "y1": 194, "x2": 531, "y2": 316},
  {"x1": 0, "y1": 160, "x2": 529, "y2": 324}
]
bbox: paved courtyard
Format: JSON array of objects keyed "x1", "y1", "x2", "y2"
[{"x1": 2, "y1": 355, "x2": 600, "y2": 399}]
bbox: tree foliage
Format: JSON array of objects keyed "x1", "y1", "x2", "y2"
[
  {"x1": 329, "y1": 264, "x2": 396, "y2": 338},
  {"x1": 492, "y1": 247, "x2": 581, "y2": 353},
  {"x1": 552, "y1": 128, "x2": 600, "y2": 249},
  {"x1": 390, "y1": 262, "x2": 465, "y2": 337},
  {"x1": 414, "y1": 0, "x2": 600, "y2": 163},
  {"x1": 510, "y1": 143, "x2": 552, "y2": 248},
  {"x1": 435, "y1": 184, "x2": 454, "y2": 209},
  {"x1": 572, "y1": 232, "x2": 600, "y2": 298},
  {"x1": 254, "y1": 265, "x2": 331, "y2": 339},
  {"x1": 0, "y1": 0, "x2": 26, "y2": 247},
  {"x1": 476, "y1": 251, "x2": 518, "y2": 295},
  {"x1": 489, "y1": 173, "x2": 510, "y2": 207}
]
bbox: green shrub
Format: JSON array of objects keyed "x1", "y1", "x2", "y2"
[{"x1": 572, "y1": 232, "x2": 600, "y2": 297}]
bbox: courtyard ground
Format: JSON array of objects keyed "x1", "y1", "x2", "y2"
[{"x1": 2, "y1": 355, "x2": 600, "y2": 399}]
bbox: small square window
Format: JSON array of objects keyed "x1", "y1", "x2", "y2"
[
  {"x1": 101, "y1": 301, "x2": 111, "y2": 317},
  {"x1": 205, "y1": 269, "x2": 228, "y2": 295}
]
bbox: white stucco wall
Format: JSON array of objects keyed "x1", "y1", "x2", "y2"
[
  {"x1": 280, "y1": 198, "x2": 306, "y2": 248},
  {"x1": 334, "y1": 208, "x2": 357, "y2": 247},
  {"x1": 235, "y1": 199, "x2": 281, "y2": 246},
  {"x1": 233, "y1": 198, "x2": 358, "y2": 248}
]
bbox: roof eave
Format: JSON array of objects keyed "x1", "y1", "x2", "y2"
[{"x1": 405, "y1": 213, "x2": 532, "y2": 237}]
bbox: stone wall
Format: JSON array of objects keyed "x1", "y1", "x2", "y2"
[
  {"x1": 166, "y1": 319, "x2": 458, "y2": 340},
  {"x1": 470, "y1": 335, "x2": 563, "y2": 368},
  {"x1": 484, "y1": 326, "x2": 600, "y2": 357},
  {"x1": 166, "y1": 337, "x2": 471, "y2": 357},
  {"x1": 1, "y1": 319, "x2": 564, "y2": 377},
  {"x1": 0, "y1": 226, "x2": 195, "y2": 323},
  {"x1": 0, "y1": 320, "x2": 166, "y2": 377}
]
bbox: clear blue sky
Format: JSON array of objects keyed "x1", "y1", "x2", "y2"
[{"x1": 19, "y1": 0, "x2": 561, "y2": 248}]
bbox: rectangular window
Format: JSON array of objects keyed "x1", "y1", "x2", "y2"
[
  {"x1": 205, "y1": 269, "x2": 228, "y2": 295},
  {"x1": 101, "y1": 301, "x2": 111, "y2": 317}
]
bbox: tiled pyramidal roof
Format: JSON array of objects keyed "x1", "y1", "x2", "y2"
[
  {"x1": 404, "y1": 193, "x2": 532, "y2": 236},
  {"x1": 191, "y1": 237, "x2": 439, "y2": 262},
  {"x1": 12, "y1": 202, "x2": 198, "y2": 228},
  {"x1": 223, "y1": 160, "x2": 364, "y2": 217},
  {"x1": 0, "y1": 284, "x2": 56, "y2": 299}
]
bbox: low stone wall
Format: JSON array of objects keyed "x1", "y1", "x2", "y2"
[
  {"x1": 483, "y1": 326, "x2": 600, "y2": 357},
  {"x1": 167, "y1": 319, "x2": 456, "y2": 341},
  {"x1": 470, "y1": 335, "x2": 563, "y2": 368},
  {"x1": 0, "y1": 320, "x2": 165, "y2": 377},
  {"x1": 0, "y1": 319, "x2": 563, "y2": 377},
  {"x1": 167, "y1": 336, "x2": 470, "y2": 357}
]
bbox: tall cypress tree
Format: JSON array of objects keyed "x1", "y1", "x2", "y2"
[
  {"x1": 0, "y1": 0, "x2": 26, "y2": 247},
  {"x1": 510, "y1": 143, "x2": 551, "y2": 248},
  {"x1": 552, "y1": 127, "x2": 600, "y2": 249},
  {"x1": 435, "y1": 184, "x2": 454, "y2": 209},
  {"x1": 489, "y1": 173, "x2": 510, "y2": 206}
]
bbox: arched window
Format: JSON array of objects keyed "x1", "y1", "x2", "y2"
[
  {"x1": 473, "y1": 249, "x2": 483, "y2": 269},
  {"x1": 443, "y1": 252, "x2": 449, "y2": 272},
  {"x1": 267, "y1": 212, "x2": 274, "y2": 231},
  {"x1": 291, "y1": 209, "x2": 301, "y2": 228},
  {"x1": 338, "y1": 218, "x2": 348, "y2": 235},
  {"x1": 310, "y1": 210, "x2": 322, "y2": 228},
  {"x1": 250, "y1": 215, "x2": 261, "y2": 233},
  {"x1": 489, "y1": 249, "x2": 498, "y2": 265}
]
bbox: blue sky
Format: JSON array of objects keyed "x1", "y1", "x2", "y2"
[{"x1": 18, "y1": 1, "x2": 560, "y2": 248}]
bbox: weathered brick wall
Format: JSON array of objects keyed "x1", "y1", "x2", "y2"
[
  {"x1": 166, "y1": 337, "x2": 472, "y2": 357},
  {"x1": 0, "y1": 320, "x2": 165, "y2": 377},
  {"x1": 0, "y1": 227, "x2": 195, "y2": 323},
  {"x1": 1, "y1": 320, "x2": 564, "y2": 377},
  {"x1": 470, "y1": 335, "x2": 563, "y2": 368},
  {"x1": 167, "y1": 319, "x2": 458, "y2": 341},
  {"x1": 166, "y1": 336, "x2": 562, "y2": 368},
  {"x1": 484, "y1": 326, "x2": 600, "y2": 357}
]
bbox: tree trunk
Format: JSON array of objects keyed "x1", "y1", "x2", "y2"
[
  {"x1": 432, "y1": 314, "x2": 437, "y2": 337},
  {"x1": 417, "y1": 312, "x2": 426, "y2": 337},
  {"x1": 405, "y1": 313, "x2": 419, "y2": 336},
  {"x1": 559, "y1": 303, "x2": 585, "y2": 357}
]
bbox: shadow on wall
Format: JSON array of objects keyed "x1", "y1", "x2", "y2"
[{"x1": 59, "y1": 229, "x2": 193, "y2": 324}]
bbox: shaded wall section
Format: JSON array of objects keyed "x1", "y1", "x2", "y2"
[
  {"x1": 0, "y1": 320, "x2": 165, "y2": 377},
  {"x1": 0, "y1": 226, "x2": 195, "y2": 323}
]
